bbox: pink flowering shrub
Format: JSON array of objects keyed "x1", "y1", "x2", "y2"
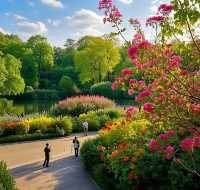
[{"x1": 52, "y1": 95, "x2": 116, "y2": 116}]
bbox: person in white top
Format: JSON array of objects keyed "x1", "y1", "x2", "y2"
[{"x1": 82, "y1": 121, "x2": 88, "y2": 136}]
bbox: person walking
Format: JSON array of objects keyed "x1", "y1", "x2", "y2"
[
  {"x1": 82, "y1": 121, "x2": 89, "y2": 136},
  {"x1": 73, "y1": 136, "x2": 80, "y2": 157},
  {"x1": 43, "y1": 143, "x2": 51, "y2": 168}
]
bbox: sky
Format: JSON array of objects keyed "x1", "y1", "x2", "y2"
[{"x1": 0, "y1": 0, "x2": 170, "y2": 47}]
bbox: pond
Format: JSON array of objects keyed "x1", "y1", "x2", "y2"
[{"x1": 12, "y1": 100, "x2": 57, "y2": 115}]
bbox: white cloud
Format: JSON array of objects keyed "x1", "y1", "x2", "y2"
[
  {"x1": 47, "y1": 19, "x2": 62, "y2": 27},
  {"x1": 41, "y1": 0, "x2": 64, "y2": 8},
  {"x1": 16, "y1": 21, "x2": 48, "y2": 37},
  {"x1": 64, "y1": 9, "x2": 107, "y2": 38},
  {"x1": 14, "y1": 14, "x2": 27, "y2": 20},
  {"x1": 118, "y1": 0, "x2": 133, "y2": 4}
]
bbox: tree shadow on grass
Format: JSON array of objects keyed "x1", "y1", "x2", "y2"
[{"x1": 11, "y1": 156, "x2": 99, "y2": 190}]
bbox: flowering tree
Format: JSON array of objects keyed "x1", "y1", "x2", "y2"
[
  {"x1": 98, "y1": 0, "x2": 200, "y2": 178},
  {"x1": 98, "y1": 0, "x2": 200, "y2": 128}
]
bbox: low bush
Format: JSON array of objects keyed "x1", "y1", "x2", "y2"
[
  {"x1": 0, "y1": 161, "x2": 18, "y2": 190},
  {"x1": 78, "y1": 108, "x2": 125, "y2": 131},
  {"x1": 90, "y1": 81, "x2": 124, "y2": 99},
  {"x1": 51, "y1": 95, "x2": 116, "y2": 116},
  {"x1": 54, "y1": 116, "x2": 73, "y2": 135},
  {"x1": 14, "y1": 122, "x2": 28, "y2": 135}
]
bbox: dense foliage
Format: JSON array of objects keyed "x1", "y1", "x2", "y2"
[{"x1": 0, "y1": 161, "x2": 17, "y2": 190}]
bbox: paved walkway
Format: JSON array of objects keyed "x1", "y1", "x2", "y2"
[{"x1": 0, "y1": 133, "x2": 99, "y2": 190}]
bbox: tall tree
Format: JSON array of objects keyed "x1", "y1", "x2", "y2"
[
  {"x1": 74, "y1": 36, "x2": 120, "y2": 84},
  {"x1": 0, "y1": 52, "x2": 25, "y2": 95},
  {"x1": 27, "y1": 35, "x2": 54, "y2": 88}
]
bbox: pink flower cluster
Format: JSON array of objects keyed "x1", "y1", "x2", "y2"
[
  {"x1": 146, "y1": 15, "x2": 165, "y2": 25},
  {"x1": 180, "y1": 137, "x2": 200, "y2": 152},
  {"x1": 189, "y1": 103, "x2": 200, "y2": 114},
  {"x1": 126, "y1": 106, "x2": 137, "y2": 117},
  {"x1": 158, "y1": 3, "x2": 173, "y2": 14},
  {"x1": 122, "y1": 68, "x2": 133, "y2": 75},
  {"x1": 98, "y1": 0, "x2": 112, "y2": 9},
  {"x1": 143, "y1": 103, "x2": 154, "y2": 112}
]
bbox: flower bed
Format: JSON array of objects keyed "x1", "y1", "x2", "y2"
[{"x1": 81, "y1": 118, "x2": 200, "y2": 190}]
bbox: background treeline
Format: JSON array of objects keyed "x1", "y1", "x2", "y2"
[{"x1": 0, "y1": 32, "x2": 138, "y2": 102}]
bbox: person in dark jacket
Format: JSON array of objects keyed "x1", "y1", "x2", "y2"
[
  {"x1": 43, "y1": 143, "x2": 50, "y2": 167},
  {"x1": 73, "y1": 137, "x2": 80, "y2": 157}
]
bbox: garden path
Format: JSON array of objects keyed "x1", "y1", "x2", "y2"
[{"x1": 0, "y1": 132, "x2": 100, "y2": 190}]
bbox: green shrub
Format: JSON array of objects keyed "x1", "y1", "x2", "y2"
[
  {"x1": 77, "y1": 108, "x2": 125, "y2": 132},
  {"x1": 80, "y1": 139, "x2": 100, "y2": 170},
  {"x1": 72, "y1": 117, "x2": 82, "y2": 132},
  {"x1": 15, "y1": 122, "x2": 28, "y2": 135},
  {"x1": 90, "y1": 81, "x2": 124, "y2": 99},
  {"x1": 58, "y1": 76, "x2": 79, "y2": 96},
  {"x1": 0, "y1": 161, "x2": 17, "y2": 190},
  {"x1": 54, "y1": 116, "x2": 72, "y2": 135},
  {"x1": 0, "y1": 99, "x2": 14, "y2": 114}
]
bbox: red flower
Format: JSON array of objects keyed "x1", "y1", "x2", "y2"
[
  {"x1": 122, "y1": 68, "x2": 133, "y2": 75},
  {"x1": 128, "y1": 45, "x2": 138, "y2": 59},
  {"x1": 143, "y1": 103, "x2": 154, "y2": 112},
  {"x1": 180, "y1": 138, "x2": 194, "y2": 152}
]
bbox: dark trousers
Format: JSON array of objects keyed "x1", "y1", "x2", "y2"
[
  {"x1": 43, "y1": 156, "x2": 49, "y2": 167},
  {"x1": 74, "y1": 148, "x2": 79, "y2": 157}
]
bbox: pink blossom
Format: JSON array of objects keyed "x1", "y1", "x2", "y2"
[
  {"x1": 143, "y1": 103, "x2": 154, "y2": 112},
  {"x1": 180, "y1": 138, "x2": 194, "y2": 152},
  {"x1": 159, "y1": 134, "x2": 168, "y2": 141},
  {"x1": 111, "y1": 82, "x2": 117, "y2": 90},
  {"x1": 138, "y1": 89, "x2": 151, "y2": 98},
  {"x1": 114, "y1": 77, "x2": 124, "y2": 81},
  {"x1": 98, "y1": 0, "x2": 112, "y2": 9},
  {"x1": 165, "y1": 145, "x2": 174, "y2": 160},
  {"x1": 126, "y1": 106, "x2": 137, "y2": 114},
  {"x1": 158, "y1": 3, "x2": 173, "y2": 14},
  {"x1": 128, "y1": 89, "x2": 134, "y2": 96},
  {"x1": 138, "y1": 40, "x2": 152, "y2": 48},
  {"x1": 122, "y1": 68, "x2": 133, "y2": 75},
  {"x1": 132, "y1": 59, "x2": 143, "y2": 70},
  {"x1": 167, "y1": 130, "x2": 176, "y2": 137},
  {"x1": 180, "y1": 69, "x2": 188, "y2": 76},
  {"x1": 146, "y1": 15, "x2": 165, "y2": 25},
  {"x1": 128, "y1": 45, "x2": 138, "y2": 59},
  {"x1": 129, "y1": 79, "x2": 137, "y2": 85},
  {"x1": 135, "y1": 96, "x2": 142, "y2": 102},
  {"x1": 133, "y1": 33, "x2": 143, "y2": 41},
  {"x1": 149, "y1": 139, "x2": 161, "y2": 151}
]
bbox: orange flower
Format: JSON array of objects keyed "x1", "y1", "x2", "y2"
[
  {"x1": 110, "y1": 150, "x2": 119, "y2": 159},
  {"x1": 123, "y1": 156, "x2": 130, "y2": 161},
  {"x1": 117, "y1": 143, "x2": 127, "y2": 149},
  {"x1": 97, "y1": 145, "x2": 106, "y2": 152}
]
